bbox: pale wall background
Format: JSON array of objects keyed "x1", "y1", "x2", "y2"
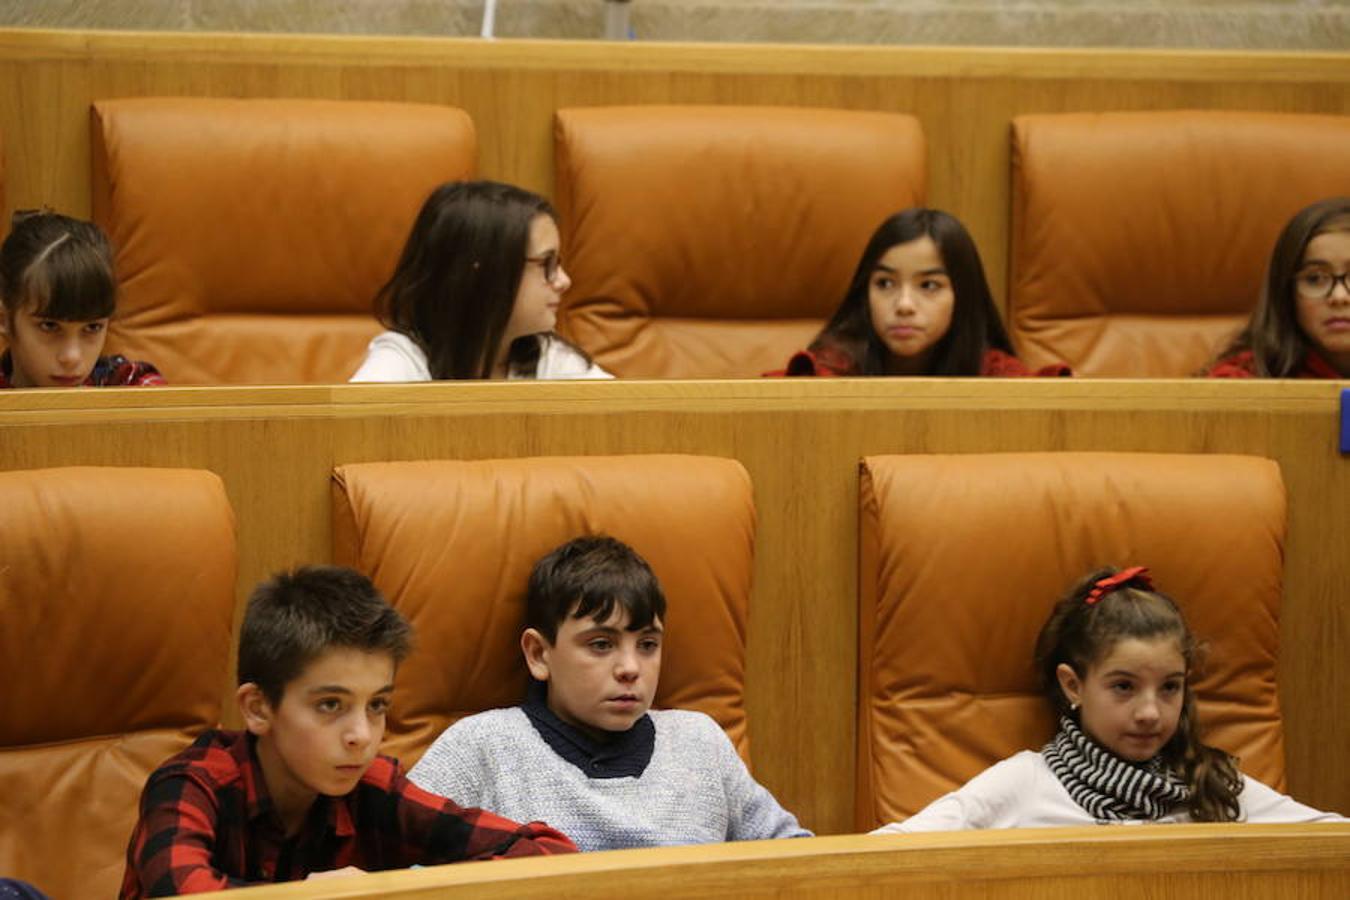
[{"x1": 1, "y1": 0, "x2": 1347, "y2": 49}]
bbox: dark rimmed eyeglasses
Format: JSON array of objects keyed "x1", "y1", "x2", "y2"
[
  {"x1": 525, "y1": 251, "x2": 564, "y2": 284},
  {"x1": 1295, "y1": 269, "x2": 1350, "y2": 301}
]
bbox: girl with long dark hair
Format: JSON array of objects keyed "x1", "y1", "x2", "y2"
[
  {"x1": 351, "y1": 180, "x2": 609, "y2": 381},
  {"x1": 1207, "y1": 197, "x2": 1350, "y2": 378},
  {"x1": 776, "y1": 208, "x2": 1066, "y2": 377}
]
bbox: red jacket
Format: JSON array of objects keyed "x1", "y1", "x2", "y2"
[
  {"x1": 0, "y1": 352, "x2": 164, "y2": 388},
  {"x1": 770, "y1": 345, "x2": 1071, "y2": 378},
  {"x1": 1205, "y1": 348, "x2": 1346, "y2": 379}
]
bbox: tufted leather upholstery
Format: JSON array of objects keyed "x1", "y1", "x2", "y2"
[
  {"x1": 554, "y1": 105, "x2": 926, "y2": 378},
  {"x1": 332, "y1": 454, "x2": 756, "y2": 768},
  {"x1": 1009, "y1": 110, "x2": 1350, "y2": 377},
  {"x1": 91, "y1": 98, "x2": 476, "y2": 384},
  {"x1": 0, "y1": 467, "x2": 237, "y2": 899},
  {"x1": 856, "y1": 452, "x2": 1287, "y2": 829}
]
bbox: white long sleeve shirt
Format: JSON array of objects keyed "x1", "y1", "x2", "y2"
[
  {"x1": 349, "y1": 330, "x2": 612, "y2": 382},
  {"x1": 872, "y1": 751, "x2": 1347, "y2": 833}
]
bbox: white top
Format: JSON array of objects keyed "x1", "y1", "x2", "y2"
[
  {"x1": 408, "y1": 707, "x2": 811, "y2": 851},
  {"x1": 871, "y1": 750, "x2": 1348, "y2": 833},
  {"x1": 349, "y1": 330, "x2": 612, "y2": 382}
]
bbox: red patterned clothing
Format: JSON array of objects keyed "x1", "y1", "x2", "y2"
[
  {"x1": 120, "y1": 730, "x2": 576, "y2": 898},
  {"x1": 0, "y1": 352, "x2": 165, "y2": 388},
  {"x1": 771, "y1": 346, "x2": 1070, "y2": 378},
  {"x1": 1204, "y1": 348, "x2": 1346, "y2": 379}
]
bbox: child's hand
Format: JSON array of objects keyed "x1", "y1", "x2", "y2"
[{"x1": 306, "y1": 866, "x2": 366, "y2": 880}]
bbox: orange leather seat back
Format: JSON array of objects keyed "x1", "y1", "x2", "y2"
[
  {"x1": 91, "y1": 98, "x2": 476, "y2": 384},
  {"x1": 332, "y1": 455, "x2": 755, "y2": 767},
  {"x1": 1010, "y1": 111, "x2": 1350, "y2": 376},
  {"x1": 0, "y1": 126, "x2": 6, "y2": 239},
  {"x1": 857, "y1": 452, "x2": 1286, "y2": 829},
  {"x1": 554, "y1": 106, "x2": 926, "y2": 377},
  {"x1": 0, "y1": 467, "x2": 237, "y2": 899}
]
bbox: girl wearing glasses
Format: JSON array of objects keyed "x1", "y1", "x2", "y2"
[
  {"x1": 1207, "y1": 196, "x2": 1350, "y2": 378},
  {"x1": 772, "y1": 208, "x2": 1069, "y2": 378},
  {"x1": 351, "y1": 180, "x2": 610, "y2": 381}
]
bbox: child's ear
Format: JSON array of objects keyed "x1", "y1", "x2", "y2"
[
  {"x1": 1055, "y1": 663, "x2": 1083, "y2": 709},
  {"x1": 521, "y1": 628, "x2": 552, "y2": 682},
  {"x1": 236, "y1": 683, "x2": 275, "y2": 736}
]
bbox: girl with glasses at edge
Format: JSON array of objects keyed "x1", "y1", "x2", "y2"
[
  {"x1": 769, "y1": 208, "x2": 1070, "y2": 378},
  {"x1": 1205, "y1": 196, "x2": 1350, "y2": 379},
  {"x1": 351, "y1": 180, "x2": 611, "y2": 382}
]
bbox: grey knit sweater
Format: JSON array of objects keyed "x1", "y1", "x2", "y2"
[{"x1": 408, "y1": 707, "x2": 811, "y2": 851}]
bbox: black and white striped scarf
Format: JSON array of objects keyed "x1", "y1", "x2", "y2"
[{"x1": 1042, "y1": 715, "x2": 1188, "y2": 822}]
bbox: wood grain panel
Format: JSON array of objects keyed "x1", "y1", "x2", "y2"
[
  {"x1": 0, "y1": 30, "x2": 1346, "y2": 306},
  {"x1": 1, "y1": 379, "x2": 1346, "y2": 835},
  {"x1": 227, "y1": 825, "x2": 1350, "y2": 899}
]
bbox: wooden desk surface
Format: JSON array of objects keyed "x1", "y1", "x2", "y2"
[{"x1": 227, "y1": 823, "x2": 1350, "y2": 899}]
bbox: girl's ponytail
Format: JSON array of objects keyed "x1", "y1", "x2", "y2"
[{"x1": 1170, "y1": 679, "x2": 1243, "y2": 822}]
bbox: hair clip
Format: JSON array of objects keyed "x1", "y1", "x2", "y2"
[
  {"x1": 1084, "y1": 566, "x2": 1152, "y2": 606},
  {"x1": 10, "y1": 206, "x2": 53, "y2": 227}
]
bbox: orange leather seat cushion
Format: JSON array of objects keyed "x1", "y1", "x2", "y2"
[
  {"x1": 0, "y1": 467, "x2": 237, "y2": 899},
  {"x1": 332, "y1": 455, "x2": 755, "y2": 767},
  {"x1": 555, "y1": 105, "x2": 926, "y2": 378},
  {"x1": 1010, "y1": 111, "x2": 1350, "y2": 376},
  {"x1": 91, "y1": 98, "x2": 476, "y2": 385},
  {"x1": 857, "y1": 452, "x2": 1286, "y2": 829}
]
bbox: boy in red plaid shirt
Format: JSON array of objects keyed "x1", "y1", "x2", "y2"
[{"x1": 120, "y1": 566, "x2": 575, "y2": 897}]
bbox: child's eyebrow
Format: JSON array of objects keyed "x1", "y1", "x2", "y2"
[
  {"x1": 916, "y1": 267, "x2": 948, "y2": 277},
  {"x1": 1102, "y1": 669, "x2": 1185, "y2": 679},
  {"x1": 306, "y1": 684, "x2": 396, "y2": 695},
  {"x1": 579, "y1": 625, "x2": 623, "y2": 636}
]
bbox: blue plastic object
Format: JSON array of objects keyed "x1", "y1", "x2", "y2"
[{"x1": 1341, "y1": 388, "x2": 1350, "y2": 453}]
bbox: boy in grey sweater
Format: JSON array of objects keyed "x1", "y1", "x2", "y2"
[{"x1": 408, "y1": 535, "x2": 811, "y2": 851}]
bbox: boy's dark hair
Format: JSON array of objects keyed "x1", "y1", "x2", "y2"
[
  {"x1": 525, "y1": 535, "x2": 666, "y2": 643},
  {"x1": 1211, "y1": 196, "x2": 1350, "y2": 376},
  {"x1": 808, "y1": 207, "x2": 1014, "y2": 376},
  {"x1": 239, "y1": 566, "x2": 413, "y2": 705},
  {"x1": 0, "y1": 211, "x2": 117, "y2": 321},
  {"x1": 1034, "y1": 567, "x2": 1242, "y2": 823}
]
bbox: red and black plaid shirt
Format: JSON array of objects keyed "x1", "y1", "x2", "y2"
[
  {"x1": 0, "y1": 352, "x2": 165, "y2": 388},
  {"x1": 119, "y1": 730, "x2": 576, "y2": 897}
]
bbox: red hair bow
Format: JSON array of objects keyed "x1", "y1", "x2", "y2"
[{"x1": 1084, "y1": 566, "x2": 1152, "y2": 606}]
